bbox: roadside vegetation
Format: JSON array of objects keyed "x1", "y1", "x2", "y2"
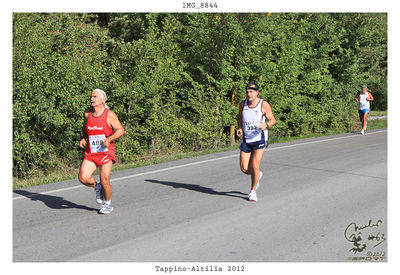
[
  {"x1": 13, "y1": 112, "x2": 387, "y2": 190},
  {"x1": 13, "y1": 13, "x2": 387, "y2": 189}
]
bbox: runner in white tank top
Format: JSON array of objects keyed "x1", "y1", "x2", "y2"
[
  {"x1": 358, "y1": 92, "x2": 370, "y2": 111},
  {"x1": 237, "y1": 82, "x2": 276, "y2": 202},
  {"x1": 354, "y1": 85, "x2": 374, "y2": 135},
  {"x1": 242, "y1": 98, "x2": 268, "y2": 143}
]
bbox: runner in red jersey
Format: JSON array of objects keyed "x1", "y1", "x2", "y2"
[
  {"x1": 78, "y1": 89, "x2": 125, "y2": 214},
  {"x1": 84, "y1": 107, "x2": 116, "y2": 166}
]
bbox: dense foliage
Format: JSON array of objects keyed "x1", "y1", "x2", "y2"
[{"x1": 13, "y1": 13, "x2": 387, "y2": 178}]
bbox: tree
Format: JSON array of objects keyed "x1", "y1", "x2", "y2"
[{"x1": 13, "y1": 13, "x2": 112, "y2": 177}]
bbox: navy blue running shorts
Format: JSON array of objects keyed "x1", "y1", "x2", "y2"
[{"x1": 240, "y1": 138, "x2": 268, "y2": 153}]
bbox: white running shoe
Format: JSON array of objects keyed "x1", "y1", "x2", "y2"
[
  {"x1": 95, "y1": 182, "x2": 103, "y2": 204},
  {"x1": 248, "y1": 191, "x2": 257, "y2": 202},
  {"x1": 256, "y1": 171, "x2": 263, "y2": 190},
  {"x1": 99, "y1": 202, "x2": 113, "y2": 214},
  {"x1": 360, "y1": 129, "x2": 365, "y2": 135}
]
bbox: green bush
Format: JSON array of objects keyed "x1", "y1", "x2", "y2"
[{"x1": 13, "y1": 13, "x2": 387, "y2": 179}]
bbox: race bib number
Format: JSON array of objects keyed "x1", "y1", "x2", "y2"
[
  {"x1": 88, "y1": 134, "x2": 108, "y2": 153},
  {"x1": 245, "y1": 121, "x2": 261, "y2": 132}
]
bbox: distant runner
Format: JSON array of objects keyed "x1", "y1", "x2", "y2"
[
  {"x1": 355, "y1": 85, "x2": 374, "y2": 135},
  {"x1": 78, "y1": 89, "x2": 125, "y2": 214},
  {"x1": 237, "y1": 82, "x2": 276, "y2": 202}
]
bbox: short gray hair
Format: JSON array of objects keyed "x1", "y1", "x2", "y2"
[{"x1": 93, "y1": 89, "x2": 109, "y2": 109}]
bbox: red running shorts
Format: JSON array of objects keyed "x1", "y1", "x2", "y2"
[{"x1": 84, "y1": 153, "x2": 115, "y2": 167}]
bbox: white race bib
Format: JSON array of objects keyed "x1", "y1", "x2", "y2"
[
  {"x1": 88, "y1": 134, "x2": 108, "y2": 153},
  {"x1": 245, "y1": 121, "x2": 261, "y2": 132}
]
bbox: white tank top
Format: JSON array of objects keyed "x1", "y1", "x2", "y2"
[
  {"x1": 358, "y1": 92, "x2": 370, "y2": 110},
  {"x1": 242, "y1": 99, "x2": 268, "y2": 143}
]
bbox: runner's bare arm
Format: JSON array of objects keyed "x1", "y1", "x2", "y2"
[
  {"x1": 236, "y1": 101, "x2": 245, "y2": 137},
  {"x1": 354, "y1": 92, "x2": 360, "y2": 102},
  {"x1": 79, "y1": 111, "x2": 90, "y2": 148},
  {"x1": 103, "y1": 110, "x2": 125, "y2": 147},
  {"x1": 259, "y1": 100, "x2": 276, "y2": 130}
]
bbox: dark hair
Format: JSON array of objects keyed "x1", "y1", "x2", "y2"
[{"x1": 246, "y1": 82, "x2": 259, "y2": 91}]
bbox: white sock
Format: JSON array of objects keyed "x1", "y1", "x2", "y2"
[{"x1": 104, "y1": 200, "x2": 111, "y2": 205}]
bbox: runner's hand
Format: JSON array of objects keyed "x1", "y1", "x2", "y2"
[
  {"x1": 258, "y1": 122, "x2": 267, "y2": 130},
  {"x1": 236, "y1": 128, "x2": 243, "y2": 137},
  {"x1": 103, "y1": 137, "x2": 112, "y2": 147},
  {"x1": 79, "y1": 138, "x2": 86, "y2": 149}
]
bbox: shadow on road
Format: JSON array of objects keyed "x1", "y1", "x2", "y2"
[
  {"x1": 13, "y1": 190, "x2": 98, "y2": 212},
  {"x1": 145, "y1": 179, "x2": 248, "y2": 200}
]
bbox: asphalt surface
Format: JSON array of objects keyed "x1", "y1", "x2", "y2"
[{"x1": 13, "y1": 130, "x2": 387, "y2": 262}]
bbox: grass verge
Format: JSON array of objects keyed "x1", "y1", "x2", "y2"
[
  {"x1": 369, "y1": 110, "x2": 387, "y2": 117},
  {"x1": 13, "y1": 113, "x2": 387, "y2": 190}
]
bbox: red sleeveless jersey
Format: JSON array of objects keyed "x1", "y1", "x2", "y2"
[{"x1": 85, "y1": 108, "x2": 115, "y2": 159}]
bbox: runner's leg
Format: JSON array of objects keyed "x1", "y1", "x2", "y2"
[
  {"x1": 359, "y1": 113, "x2": 364, "y2": 129},
  {"x1": 78, "y1": 159, "x2": 97, "y2": 188},
  {"x1": 99, "y1": 161, "x2": 113, "y2": 201},
  {"x1": 363, "y1": 112, "x2": 368, "y2": 130},
  {"x1": 250, "y1": 147, "x2": 266, "y2": 191},
  {"x1": 240, "y1": 150, "x2": 252, "y2": 175}
]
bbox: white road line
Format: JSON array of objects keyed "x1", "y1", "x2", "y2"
[
  {"x1": 13, "y1": 130, "x2": 386, "y2": 201},
  {"x1": 268, "y1": 129, "x2": 387, "y2": 151}
]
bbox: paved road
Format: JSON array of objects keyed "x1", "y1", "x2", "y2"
[{"x1": 13, "y1": 130, "x2": 387, "y2": 262}]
